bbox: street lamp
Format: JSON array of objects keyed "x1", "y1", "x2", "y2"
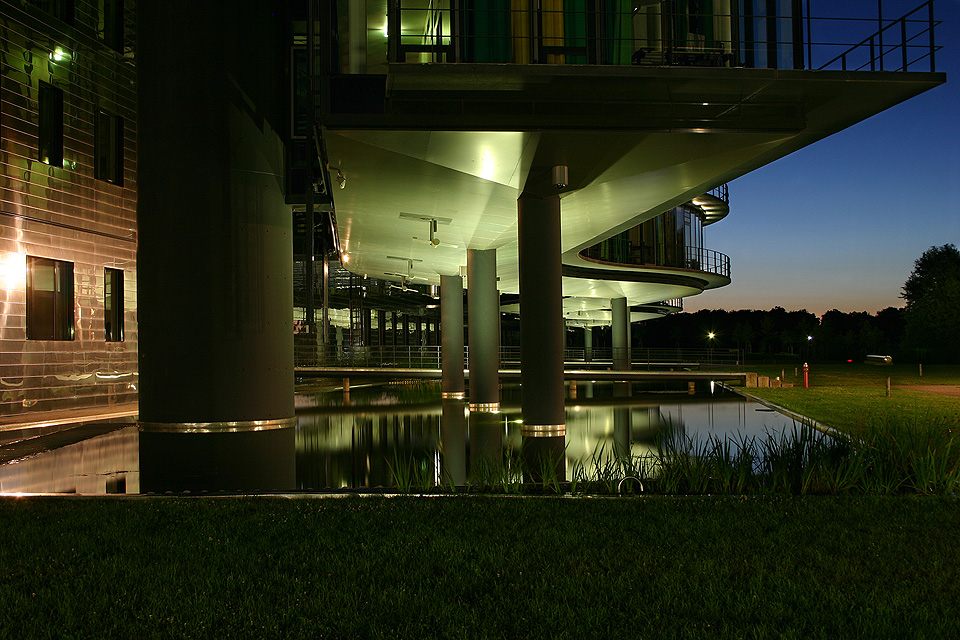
[{"x1": 707, "y1": 332, "x2": 716, "y2": 365}]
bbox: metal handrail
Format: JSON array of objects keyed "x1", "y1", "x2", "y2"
[
  {"x1": 579, "y1": 245, "x2": 730, "y2": 279},
  {"x1": 295, "y1": 344, "x2": 743, "y2": 369},
  {"x1": 816, "y1": 1, "x2": 940, "y2": 72}
]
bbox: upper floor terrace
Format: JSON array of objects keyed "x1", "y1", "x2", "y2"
[
  {"x1": 305, "y1": 1, "x2": 945, "y2": 304},
  {"x1": 327, "y1": 0, "x2": 940, "y2": 73}
]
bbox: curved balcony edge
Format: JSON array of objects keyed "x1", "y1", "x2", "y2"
[{"x1": 572, "y1": 246, "x2": 731, "y2": 287}]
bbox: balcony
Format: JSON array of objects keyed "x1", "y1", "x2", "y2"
[
  {"x1": 328, "y1": 1, "x2": 943, "y2": 73},
  {"x1": 579, "y1": 245, "x2": 731, "y2": 280}
]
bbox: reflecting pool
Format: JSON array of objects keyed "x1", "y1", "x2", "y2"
[{"x1": 0, "y1": 381, "x2": 799, "y2": 495}]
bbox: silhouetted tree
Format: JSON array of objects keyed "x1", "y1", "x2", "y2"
[{"x1": 901, "y1": 244, "x2": 960, "y2": 362}]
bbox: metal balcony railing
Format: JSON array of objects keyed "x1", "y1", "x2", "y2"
[
  {"x1": 579, "y1": 245, "x2": 730, "y2": 279},
  {"x1": 295, "y1": 345, "x2": 743, "y2": 370}
]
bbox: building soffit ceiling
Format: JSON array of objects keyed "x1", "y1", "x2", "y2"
[{"x1": 323, "y1": 66, "x2": 944, "y2": 307}]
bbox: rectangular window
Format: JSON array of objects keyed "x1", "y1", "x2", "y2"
[
  {"x1": 98, "y1": 0, "x2": 124, "y2": 53},
  {"x1": 104, "y1": 267, "x2": 123, "y2": 342},
  {"x1": 95, "y1": 110, "x2": 124, "y2": 185},
  {"x1": 36, "y1": 0, "x2": 75, "y2": 25},
  {"x1": 38, "y1": 83, "x2": 64, "y2": 167},
  {"x1": 26, "y1": 256, "x2": 74, "y2": 341}
]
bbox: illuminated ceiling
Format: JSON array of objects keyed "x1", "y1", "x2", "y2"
[{"x1": 323, "y1": 64, "x2": 943, "y2": 308}]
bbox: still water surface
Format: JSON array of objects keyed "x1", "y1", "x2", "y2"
[{"x1": 0, "y1": 382, "x2": 797, "y2": 495}]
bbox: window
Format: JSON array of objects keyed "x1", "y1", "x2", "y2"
[
  {"x1": 98, "y1": 0, "x2": 124, "y2": 53},
  {"x1": 26, "y1": 256, "x2": 74, "y2": 341},
  {"x1": 104, "y1": 267, "x2": 123, "y2": 342},
  {"x1": 35, "y1": 0, "x2": 75, "y2": 26},
  {"x1": 38, "y1": 83, "x2": 63, "y2": 167},
  {"x1": 95, "y1": 110, "x2": 123, "y2": 185}
]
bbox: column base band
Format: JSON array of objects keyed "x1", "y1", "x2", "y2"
[
  {"x1": 139, "y1": 417, "x2": 296, "y2": 433},
  {"x1": 441, "y1": 391, "x2": 466, "y2": 400},
  {"x1": 521, "y1": 424, "x2": 566, "y2": 437},
  {"x1": 469, "y1": 402, "x2": 500, "y2": 412}
]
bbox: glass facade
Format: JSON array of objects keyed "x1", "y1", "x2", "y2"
[{"x1": 331, "y1": 0, "x2": 806, "y2": 72}]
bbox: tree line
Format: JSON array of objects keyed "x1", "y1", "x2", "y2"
[{"x1": 632, "y1": 244, "x2": 960, "y2": 364}]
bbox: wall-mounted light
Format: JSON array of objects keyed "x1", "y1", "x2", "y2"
[
  {"x1": 0, "y1": 253, "x2": 26, "y2": 290},
  {"x1": 49, "y1": 47, "x2": 71, "y2": 62}
]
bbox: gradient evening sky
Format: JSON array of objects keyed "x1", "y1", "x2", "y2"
[{"x1": 684, "y1": 0, "x2": 960, "y2": 317}]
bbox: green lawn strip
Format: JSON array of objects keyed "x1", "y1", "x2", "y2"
[
  {"x1": 741, "y1": 364, "x2": 960, "y2": 435},
  {"x1": 1, "y1": 496, "x2": 958, "y2": 639},
  {"x1": 748, "y1": 363, "x2": 960, "y2": 388}
]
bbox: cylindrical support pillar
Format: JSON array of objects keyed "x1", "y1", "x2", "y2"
[
  {"x1": 440, "y1": 274, "x2": 465, "y2": 400},
  {"x1": 584, "y1": 325, "x2": 593, "y2": 361},
  {"x1": 467, "y1": 249, "x2": 500, "y2": 411},
  {"x1": 612, "y1": 297, "x2": 630, "y2": 370},
  {"x1": 518, "y1": 192, "x2": 565, "y2": 434},
  {"x1": 136, "y1": 0, "x2": 294, "y2": 491},
  {"x1": 137, "y1": 0, "x2": 293, "y2": 434}
]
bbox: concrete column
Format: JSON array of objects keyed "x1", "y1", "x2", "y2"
[
  {"x1": 440, "y1": 274, "x2": 465, "y2": 400},
  {"x1": 467, "y1": 249, "x2": 499, "y2": 410},
  {"x1": 612, "y1": 297, "x2": 630, "y2": 370},
  {"x1": 584, "y1": 325, "x2": 593, "y2": 361},
  {"x1": 518, "y1": 192, "x2": 565, "y2": 434},
  {"x1": 518, "y1": 190, "x2": 565, "y2": 483},
  {"x1": 137, "y1": 0, "x2": 294, "y2": 490}
]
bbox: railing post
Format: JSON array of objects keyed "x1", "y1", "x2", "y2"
[
  {"x1": 928, "y1": 0, "x2": 936, "y2": 71},
  {"x1": 877, "y1": 0, "x2": 884, "y2": 71},
  {"x1": 869, "y1": 36, "x2": 875, "y2": 71},
  {"x1": 901, "y1": 17, "x2": 908, "y2": 71}
]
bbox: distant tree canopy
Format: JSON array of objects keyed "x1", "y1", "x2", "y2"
[
  {"x1": 564, "y1": 245, "x2": 960, "y2": 363},
  {"x1": 627, "y1": 306, "x2": 913, "y2": 363},
  {"x1": 901, "y1": 244, "x2": 960, "y2": 362}
]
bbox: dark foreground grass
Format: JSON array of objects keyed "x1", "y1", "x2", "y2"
[{"x1": 2, "y1": 496, "x2": 959, "y2": 639}]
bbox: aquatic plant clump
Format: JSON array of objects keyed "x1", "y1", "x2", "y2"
[{"x1": 386, "y1": 415, "x2": 959, "y2": 496}]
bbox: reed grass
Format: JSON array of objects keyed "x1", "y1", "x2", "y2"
[{"x1": 387, "y1": 412, "x2": 958, "y2": 497}]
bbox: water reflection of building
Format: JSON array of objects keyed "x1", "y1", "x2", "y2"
[
  {"x1": 0, "y1": 426, "x2": 138, "y2": 494},
  {"x1": 292, "y1": 383, "x2": 796, "y2": 490}
]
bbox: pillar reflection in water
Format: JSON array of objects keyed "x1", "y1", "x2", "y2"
[
  {"x1": 440, "y1": 400, "x2": 467, "y2": 486},
  {"x1": 139, "y1": 428, "x2": 296, "y2": 493},
  {"x1": 469, "y1": 410, "x2": 504, "y2": 482},
  {"x1": 296, "y1": 404, "x2": 441, "y2": 489}
]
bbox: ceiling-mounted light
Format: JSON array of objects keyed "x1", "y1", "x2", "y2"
[{"x1": 327, "y1": 164, "x2": 346, "y2": 189}]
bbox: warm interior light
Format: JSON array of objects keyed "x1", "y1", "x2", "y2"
[
  {"x1": 0, "y1": 253, "x2": 26, "y2": 290},
  {"x1": 341, "y1": 254, "x2": 350, "y2": 263}
]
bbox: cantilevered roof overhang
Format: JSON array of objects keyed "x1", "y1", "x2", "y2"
[{"x1": 322, "y1": 64, "x2": 944, "y2": 305}]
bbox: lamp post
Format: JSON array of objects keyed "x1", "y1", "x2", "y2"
[{"x1": 707, "y1": 332, "x2": 716, "y2": 366}]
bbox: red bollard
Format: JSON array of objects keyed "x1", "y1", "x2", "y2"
[{"x1": 803, "y1": 362, "x2": 809, "y2": 389}]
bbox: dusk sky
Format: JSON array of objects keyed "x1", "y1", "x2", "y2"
[{"x1": 685, "y1": 0, "x2": 960, "y2": 317}]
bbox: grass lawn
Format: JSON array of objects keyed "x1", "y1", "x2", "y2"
[
  {"x1": 742, "y1": 364, "x2": 960, "y2": 435},
  {"x1": 2, "y1": 365, "x2": 958, "y2": 638},
  {"x1": 1, "y1": 496, "x2": 959, "y2": 639}
]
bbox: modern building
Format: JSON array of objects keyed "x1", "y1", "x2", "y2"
[
  {"x1": 0, "y1": 2, "x2": 945, "y2": 485},
  {"x1": 0, "y1": 0, "x2": 137, "y2": 423},
  {"x1": 314, "y1": 0, "x2": 944, "y2": 451}
]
